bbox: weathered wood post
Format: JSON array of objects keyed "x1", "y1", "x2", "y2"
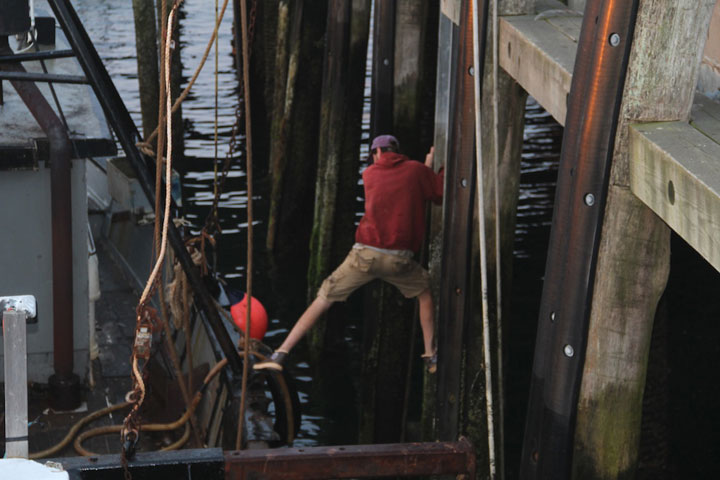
[
  {"x1": 306, "y1": 0, "x2": 371, "y2": 352},
  {"x1": 266, "y1": 0, "x2": 299, "y2": 253},
  {"x1": 241, "y1": 0, "x2": 278, "y2": 177},
  {"x1": 360, "y1": 0, "x2": 437, "y2": 444},
  {"x1": 260, "y1": 1, "x2": 326, "y2": 309},
  {"x1": 132, "y1": 0, "x2": 159, "y2": 139},
  {"x1": 572, "y1": 1, "x2": 716, "y2": 478}
]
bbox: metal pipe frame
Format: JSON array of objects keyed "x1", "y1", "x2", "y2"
[
  {"x1": 519, "y1": 0, "x2": 640, "y2": 478},
  {"x1": 0, "y1": 49, "x2": 75, "y2": 63},
  {"x1": 46, "y1": 0, "x2": 245, "y2": 382},
  {"x1": 0, "y1": 35, "x2": 80, "y2": 409},
  {"x1": 0, "y1": 71, "x2": 87, "y2": 84}
]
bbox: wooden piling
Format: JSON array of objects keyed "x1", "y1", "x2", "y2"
[
  {"x1": 266, "y1": 0, "x2": 298, "y2": 253},
  {"x1": 466, "y1": 0, "x2": 532, "y2": 473},
  {"x1": 391, "y1": 0, "x2": 433, "y2": 161},
  {"x1": 572, "y1": 1, "x2": 716, "y2": 478},
  {"x1": 242, "y1": 0, "x2": 278, "y2": 177},
  {"x1": 360, "y1": 0, "x2": 437, "y2": 444},
  {"x1": 262, "y1": 1, "x2": 326, "y2": 311},
  {"x1": 305, "y1": 0, "x2": 371, "y2": 352},
  {"x1": 131, "y1": 0, "x2": 159, "y2": 140}
]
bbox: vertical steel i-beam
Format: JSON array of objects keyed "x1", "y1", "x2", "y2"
[
  {"x1": 520, "y1": 1, "x2": 640, "y2": 478},
  {"x1": 436, "y1": 0, "x2": 488, "y2": 442}
]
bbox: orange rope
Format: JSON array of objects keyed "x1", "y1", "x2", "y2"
[{"x1": 235, "y1": 0, "x2": 255, "y2": 449}]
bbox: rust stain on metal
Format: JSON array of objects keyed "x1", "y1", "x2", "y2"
[{"x1": 224, "y1": 438, "x2": 475, "y2": 479}]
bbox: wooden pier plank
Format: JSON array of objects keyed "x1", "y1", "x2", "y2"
[
  {"x1": 629, "y1": 119, "x2": 720, "y2": 272},
  {"x1": 691, "y1": 92, "x2": 720, "y2": 143},
  {"x1": 498, "y1": 12, "x2": 578, "y2": 125},
  {"x1": 544, "y1": 16, "x2": 582, "y2": 43}
]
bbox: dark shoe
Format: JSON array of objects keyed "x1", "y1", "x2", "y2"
[
  {"x1": 422, "y1": 352, "x2": 437, "y2": 374},
  {"x1": 253, "y1": 351, "x2": 287, "y2": 372}
]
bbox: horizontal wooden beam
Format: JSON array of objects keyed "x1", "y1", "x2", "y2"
[
  {"x1": 499, "y1": 3, "x2": 580, "y2": 125},
  {"x1": 629, "y1": 106, "x2": 720, "y2": 272}
]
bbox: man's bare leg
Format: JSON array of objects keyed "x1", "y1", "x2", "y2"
[
  {"x1": 254, "y1": 296, "x2": 332, "y2": 371},
  {"x1": 417, "y1": 289, "x2": 435, "y2": 356},
  {"x1": 276, "y1": 296, "x2": 332, "y2": 354}
]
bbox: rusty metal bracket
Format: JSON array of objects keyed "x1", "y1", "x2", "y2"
[{"x1": 53, "y1": 440, "x2": 475, "y2": 479}]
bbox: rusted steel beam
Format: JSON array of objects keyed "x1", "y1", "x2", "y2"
[
  {"x1": 519, "y1": 0, "x2": 640, "y2": 478},
  {"x1": 436, "y1": 0, "x2": 487, "y2": 441},
  {"x1": 224, "y1": 439, "x2": 476, "y2": 479}
]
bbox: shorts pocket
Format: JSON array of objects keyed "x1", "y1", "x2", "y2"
[
  {"x1": 351, "y1": 249, "x2": 374, "y2": 273},
  {"x1": 392, "y1": 257, "x2": 413, "y2": 274}
]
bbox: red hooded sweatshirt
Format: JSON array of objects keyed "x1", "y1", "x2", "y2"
[{"x1": 355, "y1": 152, "x2": 444, "y2": 253}]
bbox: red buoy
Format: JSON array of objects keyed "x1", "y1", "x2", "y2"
[{"x1": 230, "y1": 293, "x2": 268, "y2": 340}]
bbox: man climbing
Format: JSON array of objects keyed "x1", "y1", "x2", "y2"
[{"x1": 254, "y1": 134, "x2": 443, "y2": 373}]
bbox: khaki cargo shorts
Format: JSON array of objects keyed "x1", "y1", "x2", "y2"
[{"x1": 317, "y1": 246, "x2": 430, "y2": 302}]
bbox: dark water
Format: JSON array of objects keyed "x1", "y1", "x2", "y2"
[{"x1": 72, "y1": 0, "x2": 719, "y2": 475}]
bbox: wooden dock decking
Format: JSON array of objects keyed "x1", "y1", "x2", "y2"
[
  {"x1": 630, "y1": 97, "x2": 720, "y2": 271},
  {"x1": 500, "y1": 0, "x2": 720, "y2": 273}
]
